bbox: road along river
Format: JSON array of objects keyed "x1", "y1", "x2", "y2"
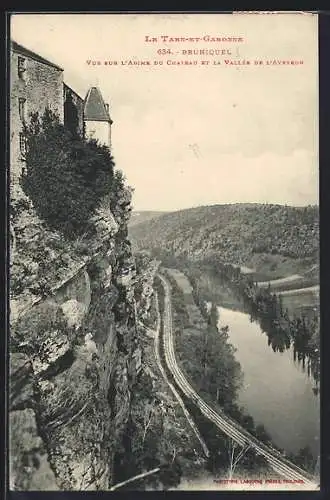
[{"x1": 157, "y1": 273, "x2": 316, "y2": 486}]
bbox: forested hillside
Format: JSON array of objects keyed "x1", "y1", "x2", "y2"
[
  {"x1": 128, "y1": 211, "x2": 168, "y2": 227},
  {"x1": 130, "y1": 204, "x2": 319, "y2": 280}
]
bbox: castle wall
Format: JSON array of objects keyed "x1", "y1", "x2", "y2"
[
  {"x1": 10, "y1": 48, "x2": 64, "y2": 185},
  {"x1": 63, "y1": 84, "x2": 84, "y2": 137},
  {"x1": 85, "y1": 120, "x2": 111, "y2": 148}
]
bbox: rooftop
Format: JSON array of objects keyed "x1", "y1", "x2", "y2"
[
  {"x1": 64, "y1": 82, "x2": 84, "y2": 101},
  {"x1": 11, "y1": 40, "x2": 64, "y2": 71},
  {"x1": 84, "y1": 87, "x2": 113, "y2": 123}
]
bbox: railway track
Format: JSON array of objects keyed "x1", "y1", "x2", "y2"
[{"x1": 157, "y1": 273, "x2": 317, "y2": 488}]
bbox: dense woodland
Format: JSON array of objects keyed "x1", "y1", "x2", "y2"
[
  {"x1": 130, "y1": 204, "x2": 320, "y2": 388},
  {"x1": 20, "y1": 108, "x2": 125, "y2": 238},
  {"x1": 130, "y1": 204, "x2": 319, "y2": 280}
]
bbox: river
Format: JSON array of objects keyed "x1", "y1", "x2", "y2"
[{"x1": 217, "y1": 306, "x2": 320, "y2": 459}]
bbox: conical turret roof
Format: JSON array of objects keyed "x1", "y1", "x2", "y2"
[{"x1": 84, "y1": 87, "x2": 112, "y2": 123}]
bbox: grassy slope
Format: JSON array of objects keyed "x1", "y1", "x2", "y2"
[{"x1": 130, "y1": 203, "x2": 319, "y2": 281}]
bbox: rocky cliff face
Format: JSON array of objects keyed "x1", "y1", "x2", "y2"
[{"x1": 9, "y1": 185, "x2": 149, "y2": 490}]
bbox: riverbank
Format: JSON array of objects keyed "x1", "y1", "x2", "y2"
[
  {"x1": 217, "y1": 306, "x2": 320, "y2": 461},
  {"x1": 182, "y1": 260, "x2": 319, "y2": 383},
  {"x1": 160, "y1": 268, "x2": 318, "y2": 475},
  {"x1": 154, "y1": 271, "x2": 281, "y2": 481}
]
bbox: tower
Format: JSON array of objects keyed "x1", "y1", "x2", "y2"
[{"x1": 83, "y1": 86, "x2": 113, "y2": 148}]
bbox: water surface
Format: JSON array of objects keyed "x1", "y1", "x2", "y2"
[{"x1": 218, "y1": 306, "x2": 320, "y2": 458}]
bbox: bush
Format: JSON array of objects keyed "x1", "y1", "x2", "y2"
[{"x1": 21, "y1": 109, "x2": 115, "y2": 238}]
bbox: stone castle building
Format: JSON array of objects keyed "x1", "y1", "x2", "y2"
[
  {"x1": 10, "y1": 41, "x2": 112, "y2": 186},
  {"x1": 84, "y1": 87, "x2": 113, "y2": 148},
  {"x1": 63, "y1": 83, "x2": 85, "y2": 138},
  {"x1": 10, "y1": 41, "x2": 65, "y2": 183}
]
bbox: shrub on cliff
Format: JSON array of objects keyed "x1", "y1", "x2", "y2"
[
  {"x1": 109, "y1": 169, "x2": 134, "y2": 225},
  {"x1": 21, "y1": 109, "x2": 115, "y2": 237}
]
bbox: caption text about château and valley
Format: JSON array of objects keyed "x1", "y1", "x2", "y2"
[{"x1": 86, "y1": 34, "x2": 305, "y2": 69}]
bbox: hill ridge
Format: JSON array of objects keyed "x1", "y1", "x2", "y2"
[{"x1": 130, "y1": 203, "x2": 319, "y2": 280}]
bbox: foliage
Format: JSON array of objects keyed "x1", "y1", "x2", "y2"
[
  {"x1": 130, "y1": 203, "x2": 319, "y2": 278},
  {"x1": 134, "y1": 250, "x2": 153, "y2": 275},
  {"x1": 287, "y1": 446, "x2": 316, "y2": 474},
  {"x1": 11, "y1": 109, "x2": 125, "y2": 301},
  {"x1": 161, "y1": 257, "x2": 320, "y2": 392},
  {"x1": 21, "y1": 108, "x2": 115, "y2": 238},
  {"x1": 113, "y1": 370, "x2": 191, "y2": 490},
  {"x1": 133, "y1": 251, "x2": 160, "y2": 327},
  {"x1": 156, "y1": 266, "x2": 317, "y2": 475},
  {"x1": 163, "y1": 270, "x2": 243, "y2": 408},
  {"x1": 203, "y1": 260, "x2": 320, "y2": 390},
  {"x1": 11, "y1": 301, "x2": 75, "y2": 354},
  {"x1": 154, "y1": 276, "x2": 271, "y2": 476},
  {"x1": 128, "y1": 211, "x2": 168, "y2": 228},
  {"x1": 39, "y1": 355, "x2": 95, "y2": 433},
  {"x1": 109, "y1": 170, "x2": 134, "y2": 226}
]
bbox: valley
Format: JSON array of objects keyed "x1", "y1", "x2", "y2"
[
  {"x1": 129, "y1": 203, "x2": 319, "y2": 284},
  {"x1": 130, "y1": 203, "x2": 320, "y2": 483}
]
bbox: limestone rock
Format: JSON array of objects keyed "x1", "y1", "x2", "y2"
[
  {"x1": 9, "y1": 408, "x2": 58, "y2": 490},
  {"x1": 91, "y1": 207, "x2": 119, "y2": 237},
  {"x1": 61, "y1": 299, "x2": 86, "y2": 329},
  {"x1": 10, "y1": 353, "x2": 34, "y2": 411},
  {"x1": 31, "y1": 333, "x2": 71, "y2": 377},
  {"x1": 81, "y1": 332, "x2": 98, "y2": 359}
]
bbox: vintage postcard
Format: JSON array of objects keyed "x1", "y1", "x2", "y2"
[{"x1": 8, "y1": 12, "x2": 319, "y2": 491}]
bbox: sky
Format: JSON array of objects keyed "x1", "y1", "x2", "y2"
[{"x1": 11, "y1": 13, "x2": 319, "y2": 211}]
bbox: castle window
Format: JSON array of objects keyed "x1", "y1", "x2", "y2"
[
  {"x1": 19, "y1": 132, "x2": 27, "y2": 157},
  {"x1": 18, "y1": 56, "x2": 26, "y2": 79},
  {"x1": 18, "y1": 98, "x2": 26, "y2": 122}
]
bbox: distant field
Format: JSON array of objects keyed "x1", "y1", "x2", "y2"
[
  {"x1": 281, "y1": 290, "x2": 319, "y2": 318},
  {"x1": 257, "y1": 273, "x2": 319, "y2": 317},
  {"x1": 232, "y1": 264, "x2": 256, "y2": 274},
  {"x1": 245, "y1": 259, "x2": 319, "y2": 283},
  {"x1": 279, "y1": 285, "x2": 319, "y2": 296},
  {"x1": 258, "y1": 274, "x2": 302, "y2": 287},
  {"x1": 165, "y1": 268, "x2": 194, "y2": 296},
  {"x1": 258, "y1": 274, "x2": 319, "y2": 292},
  {"x1": 257, "y1": 275, "x2": 318, "y2": 292},
  {"x1": 165, "y1": 265, "x2": 319, "y2": 320}
]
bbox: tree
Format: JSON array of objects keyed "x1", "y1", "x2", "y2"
[
  {"x1": 295, "y1": 446, "x2": 315, "y2": 473},
  {"x1": 254, "y1": 424, "x2": 272, "y2": 444},
  {"x1": 109, "y1": 170, "x2": 134, "y2": 224},
  {"x1": 158, "y1": 461, "x2": 182, "y2": 490},
  {"x1": 21, "y1": 108, "x2": 115, "y2": 237},
  {"x1": 227, "y1": 439, "x2": 251, "y2": 479}
]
